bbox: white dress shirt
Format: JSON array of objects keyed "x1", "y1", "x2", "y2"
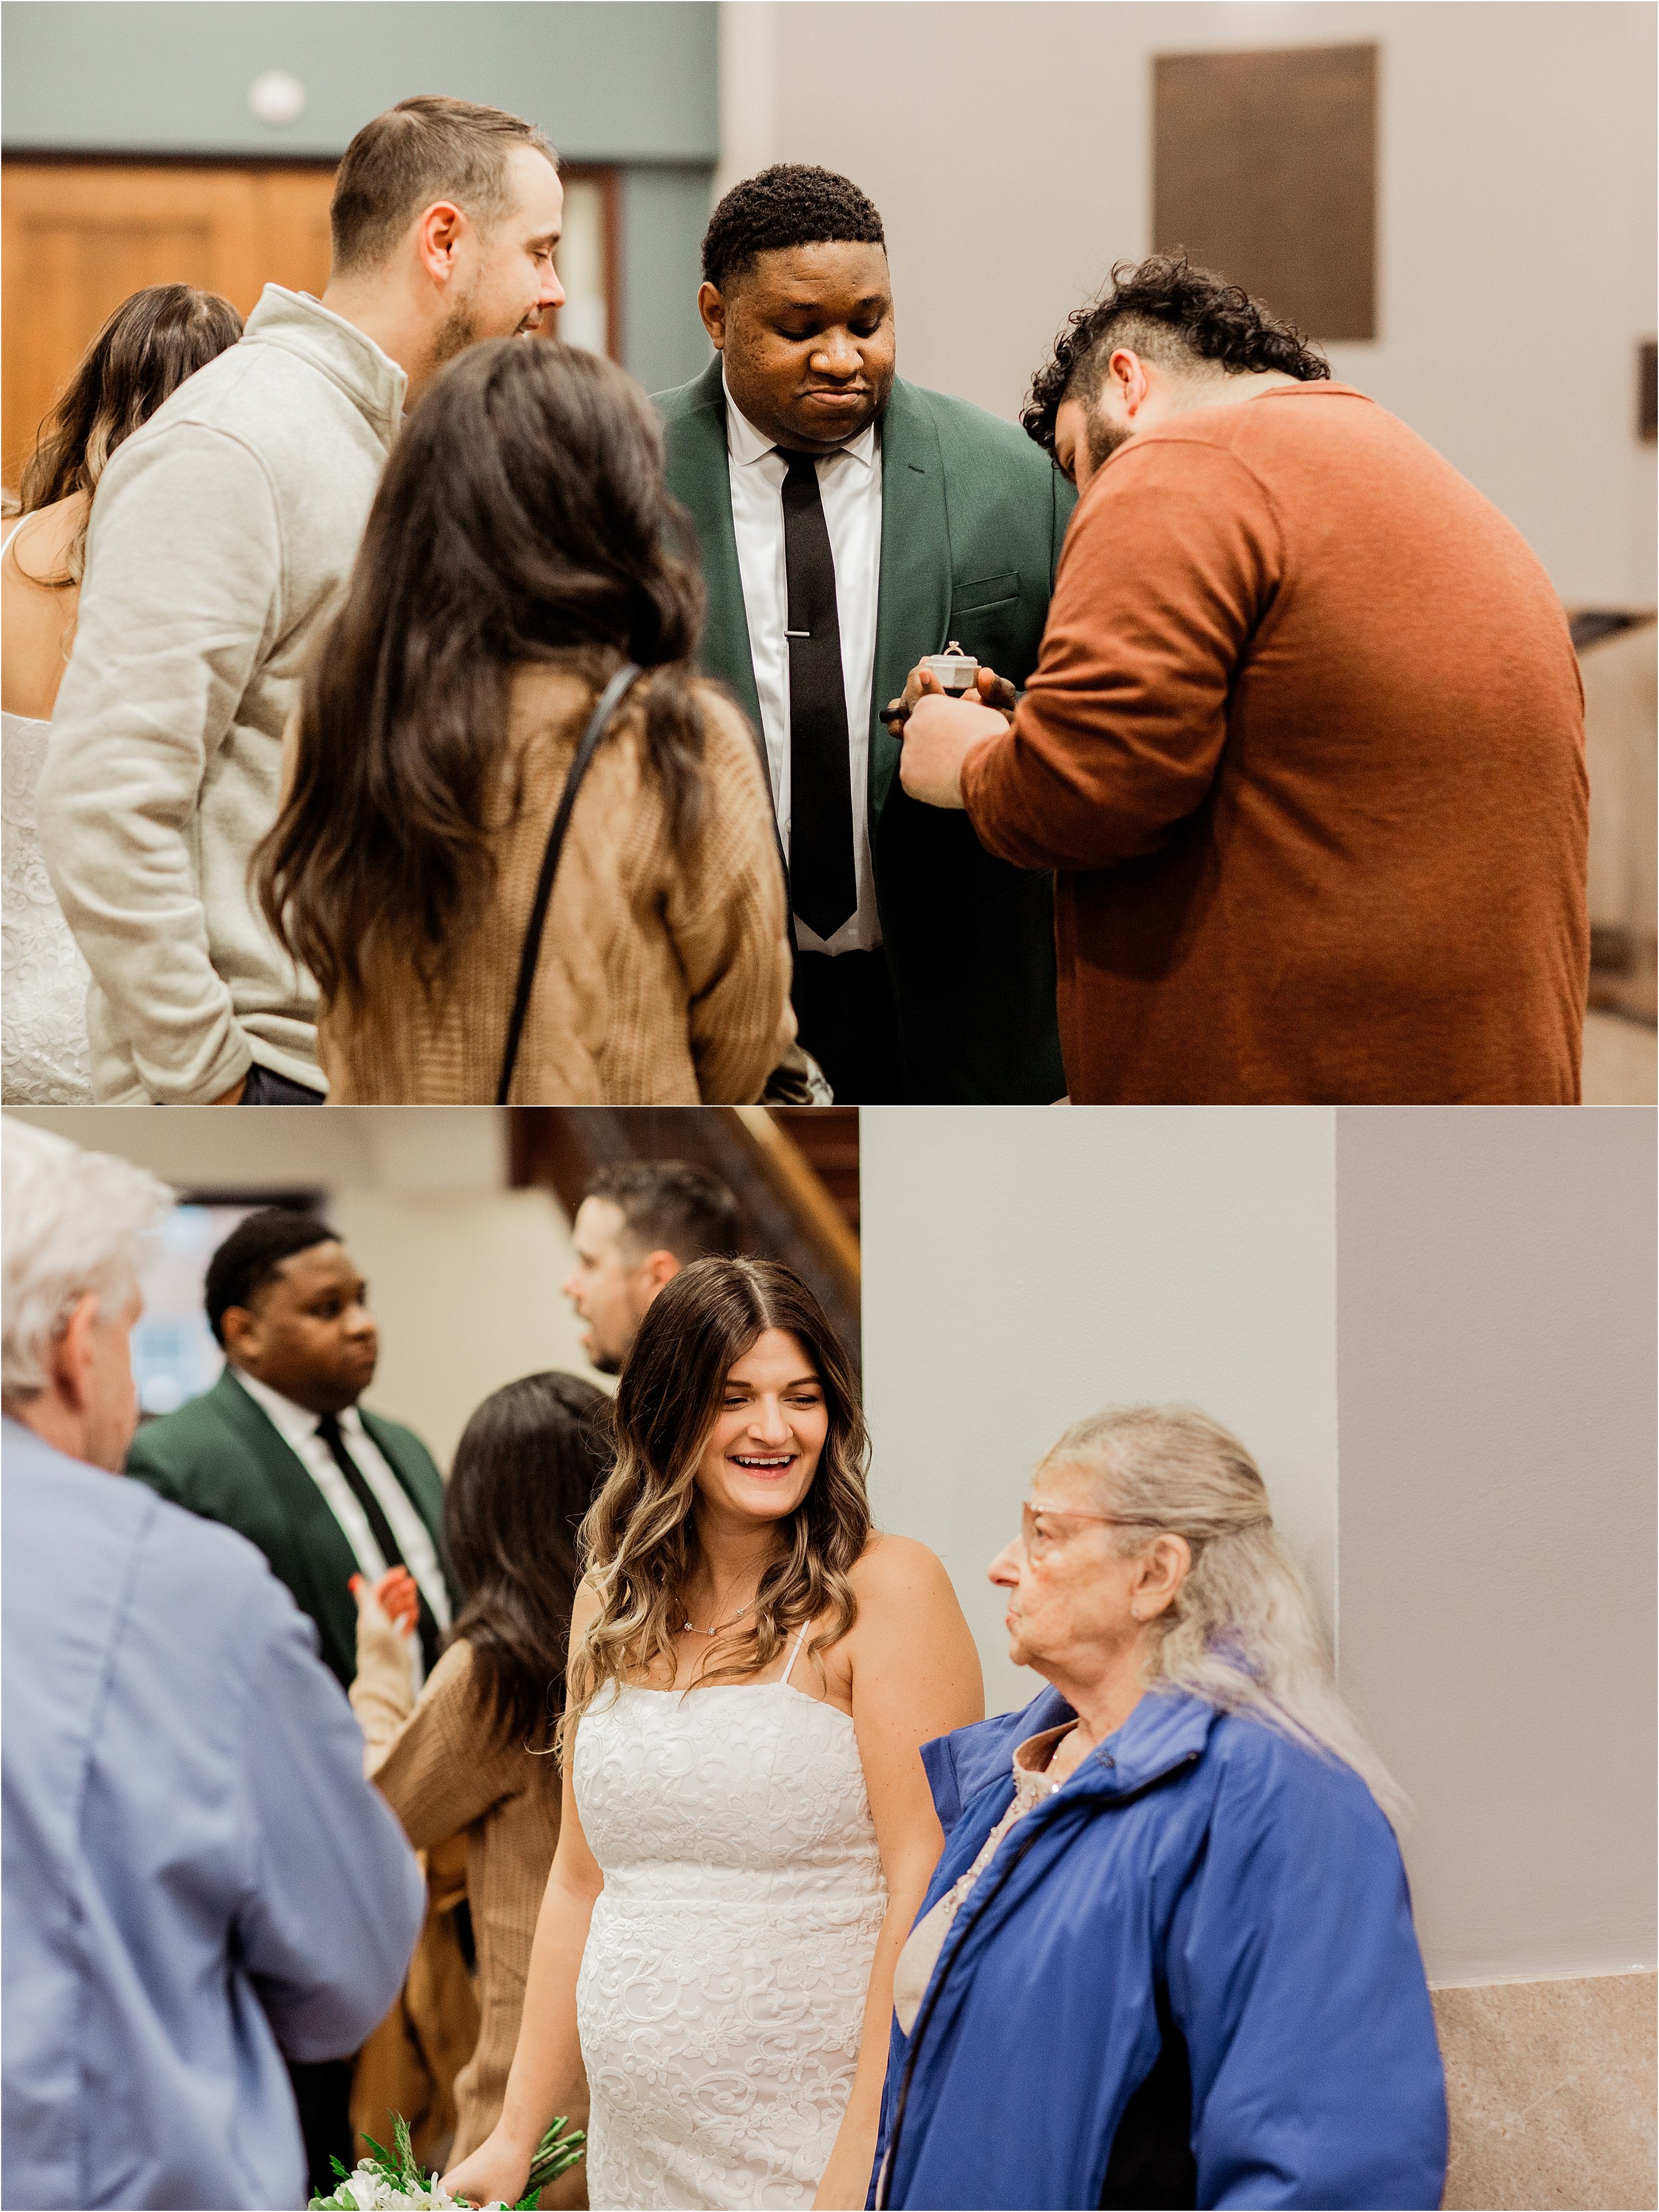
[
  {"x1": 233, "y1": 1369, "x2": 451, "y2": 1663},
  {"x1": 724, "y1": 377, "x2": 883, "y2": 954}
]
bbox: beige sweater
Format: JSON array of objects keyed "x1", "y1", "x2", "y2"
[
  {"x1": 351, "y1": 1631, "x2": 564, "y2": 2164},
  {"x1": 321, "y1": 661, "x2": 796, "y2": 1103},
  {"x1": 37, "y1": 287, "x2": 404, "y2": 1103}
]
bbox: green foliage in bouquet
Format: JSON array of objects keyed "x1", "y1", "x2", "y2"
[{"x1": 308, "y1": 2110, "x2": 585, "y2": 2210}]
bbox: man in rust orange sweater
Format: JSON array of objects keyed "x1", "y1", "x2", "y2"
[{"x1": 895, "y1": 255, "x2": 1588, "y2": 1103}]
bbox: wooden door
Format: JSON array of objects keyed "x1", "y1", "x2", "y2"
[{"x1": 3, "y1": 161, "x2": 336, "y2": 489}]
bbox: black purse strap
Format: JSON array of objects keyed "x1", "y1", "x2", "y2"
[{"x1": 496, "y1": 660, "x2": 642, "y2": 1103}]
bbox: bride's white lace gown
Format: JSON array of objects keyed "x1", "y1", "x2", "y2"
[{"x1": 573, "y1": 1625, "x2": 887, "y2": 2210}]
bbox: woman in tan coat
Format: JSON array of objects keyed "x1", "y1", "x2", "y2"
[
  {"x1": 257, "y1": 340, "x2": 794, "y2": 1103},
  {"x1": 348, "y1": 1371, "x2": 611, "y2": 2172}
]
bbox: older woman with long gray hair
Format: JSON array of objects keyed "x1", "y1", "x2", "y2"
[{"x1": 871, "y1": 1405, "x2": 1447, "y2": 2212}]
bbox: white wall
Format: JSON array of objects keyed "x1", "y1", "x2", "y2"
[
  {"x1": 859, "y1": 1106, "x2": 1338, "y2": 1716},
  {"x1": 731, "y1": 0, "x2": 1656, "y2": 606},
  {"x1": 1334, "y1": 1107, "x2": 1657, "y2": 1984},
  {"x1": 5, "y1": 1106, "x2": 601, "y2": 1468}
]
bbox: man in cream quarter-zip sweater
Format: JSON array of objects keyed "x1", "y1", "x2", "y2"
[{"x1": 37, "y1": 94, "x2": 565, "y2": 1104}]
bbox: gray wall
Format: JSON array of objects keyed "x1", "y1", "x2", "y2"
[
  {"x1": 859, "y1": 1104, "x2": 1657, "y2": 1988},
  {"x1": 1, "y1": 0, "x2": 715, "y2": 389},
  {"x1": 859, "y1": 1107, "x2": 1340, "y2": 1720},
  {"x1": 1, "y1": 2, "x2": 716, "y2": 160},
  {"x1": 729, "y1": 0, "x2": 1657, "y2": 607},
  {"x1": 1335, "y1": 1107, "x2": 1657, "y2": 1984},
  {"x1": 623, "y1": 164, "x2": 713, "y2": 397},
  {"x1": 7, "y1": 1105, "x2": 601, "y2": 1469}
]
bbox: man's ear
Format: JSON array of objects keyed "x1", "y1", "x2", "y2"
[
  {"x1": 697, "y1": 281, "x2": 728, "y2": 350},
  {"x1": 49, "y1": 1292, "x2": 102, "y2": 1412},
  {"x1": 1108, "y1": 346, "x2": 1151, "y2": 418},
  {"x1": 413, "y1": 199, "x2": 466, "y2": 285},
  {"x1": 219, "y1": 1304, "x2": 259, "y2": 1367},
  {"x1": 640, "y1": 1249, "x2": 682, "y2": 1296}
]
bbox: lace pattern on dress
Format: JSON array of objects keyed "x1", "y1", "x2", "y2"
[
  {"x1": 3, "y1": 707, "x2": 93, "y2": 1103},
  {"x1": 572, "y1": 1639, "x2": 886, "y2": 2211}
]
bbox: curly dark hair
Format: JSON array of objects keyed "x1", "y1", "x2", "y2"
[
  {"x1": 701, "y1": 163, "x2": 885, "y2": 292},
  {"x1": 1021, "y1": 253, "x2": 1329, "y2": 458}
]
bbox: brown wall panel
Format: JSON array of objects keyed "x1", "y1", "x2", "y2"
[
  {"x1": 1153, "y1": 44, "x2": 1377, "y2": 340},
  {"x1": 3, "y1": 161, "x2": 335, "y2": 488}
]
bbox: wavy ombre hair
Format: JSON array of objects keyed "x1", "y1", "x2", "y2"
[
  {"x1": 18, "y1": 284, "x2": 242, "y2": 584},
  {"x1": 1043, "y1": 1404, "x2": 1410, "y2": 1829},
  {"x1": 561, "y1": 1258, "x2": 870, "y2": 1746}
]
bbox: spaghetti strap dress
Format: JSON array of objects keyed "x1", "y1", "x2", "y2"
[{"x1": 572, "y1": 1623, "x2": 887, "y2": 2209}]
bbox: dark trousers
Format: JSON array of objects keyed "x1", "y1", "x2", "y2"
[
  {"x1": 791, "y1": 947, "x2": 902, "y2": 1105},
  {"x1": 240, "y1": 1062, "x2": 326, "y2": 1105},
  {"x1": 287, "y1": 2055, "x2": 356, "y2": 2197}
]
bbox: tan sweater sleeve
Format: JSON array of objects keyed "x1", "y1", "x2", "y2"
[
  {"x1": 352, "y1": 1635, "x2": 530, "y2": 1853},
  {"x1": 962, "y1": 437, "x2": 1284, "y2": 872},
  {"x1": 668, "y1": 691, "x2": 796, "y2": 1102}
]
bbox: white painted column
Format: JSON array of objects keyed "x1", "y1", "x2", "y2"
[{"x1": 715, "y1": 1, "x2": 780, "y2": 202}]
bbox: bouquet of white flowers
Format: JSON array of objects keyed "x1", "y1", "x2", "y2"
[{"x1": 309, "y1": 2112, "x2": 585, "y2": 2211}]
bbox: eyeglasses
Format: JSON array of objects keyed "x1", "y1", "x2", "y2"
[{"x1": 1019, "y1": 1501, "x2": 1140, "y2": 1564}]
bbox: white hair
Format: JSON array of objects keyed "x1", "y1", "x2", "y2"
[
  {"x1": 1043, "y1": 1403, "x2": 1411, "y2": 1831},
  {"x1": 1, "y1": 1119, "x2": 173, "y2": 1401}
]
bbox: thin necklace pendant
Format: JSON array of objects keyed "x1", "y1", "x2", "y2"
[{"x1": 683, "y1": 1599, "x2": 756, "y2": 1636}]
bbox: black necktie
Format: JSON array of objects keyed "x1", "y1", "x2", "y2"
[
  {"x1": 782, "y1": 452, "x2": 857, "y2": 941},
  {"x1": 317, "y1": 1412, "x2": 440, "y2": 1674}
]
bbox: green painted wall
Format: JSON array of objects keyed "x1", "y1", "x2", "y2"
[
  {"x1": 624, "y1": 163, "x2": 713, "y2": 395},
  {"x1": 1, "y1": 1, "x2": 717, "y2": 161},
  {"x1": 1, "y1": 0, "x2": 716, "y2": 383}
]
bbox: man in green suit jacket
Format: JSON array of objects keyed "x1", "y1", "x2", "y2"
[
  {"x1": 127, "y1": 1209, "x2": 451, "y2": 1691},
  {"x1": 656, "y1": 165, "x2": 1073, "y2": 1103}
]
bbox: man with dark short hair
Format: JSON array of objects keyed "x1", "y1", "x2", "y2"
[
  {"x1": 899, "y1": 254, "x2": 1589, "y2": 1105},
  {"x1": 127, "y1": 1209, "x2": 451, "y2": 1686},
  {"x1": 656, "y1": 165, "x2": 1072, "y2": 1105},
  {"x1": 40, "y1": 96, "x2": 565, "y2": 1107},
  {"x1": 561, "y1": 1161, "x2": 741, "y2": 1372},
  {"x1": 125, "y1": 1208, "x2": 452, "y2": 2193}
]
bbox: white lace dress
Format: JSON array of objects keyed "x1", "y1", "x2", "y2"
[
  {"x1": 1, "y1": 523, "x2": 93, "y2": 1103},
  {"x1": 573, "y1": 1626, "x2": 887, "y2": 2210}
]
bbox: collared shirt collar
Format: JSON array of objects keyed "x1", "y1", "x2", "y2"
[
  {"x1": 1010, "y1": 1720, "x2": 1076, "y2": 1808},
  {"x1": 232, "y1": 1365, "x2": 366, "y2": 1449},
  {"x1": 723, "y1": 371, "x2": 877, "y2": 472}
]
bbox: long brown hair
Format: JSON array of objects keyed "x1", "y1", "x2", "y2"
[
  {"x1": 443, "y1": 1370, "x2": 612, "y2": 1749},
  {"x1": 17, "y1": 283, "x2": 243, "y2": 583},
  {"x1": 561, "y1": 1259, "x2": 871, "y2": 1748},
  {"x1": 255, "y1": 338, "x2": 711, "y2": 1023}
]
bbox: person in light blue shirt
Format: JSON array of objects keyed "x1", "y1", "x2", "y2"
[{"x1": 1, "y1": 1119, "x2": 425, "y2": 2211}]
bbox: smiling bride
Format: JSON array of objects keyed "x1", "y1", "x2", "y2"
[{"x1": 442, "y1": 1257, "x2": 982, "y2": 2212}]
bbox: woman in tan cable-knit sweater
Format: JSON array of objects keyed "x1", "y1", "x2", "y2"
[
  {"x1": 257, "y1": 340, "x2": 794, "y2": 1105},
  {"x1": 349, "y1": 1371, "x2": 611, "y2": 2174}
]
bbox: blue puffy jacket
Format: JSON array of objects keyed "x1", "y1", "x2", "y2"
[{"x1": 869, "y1": 1685, "x2": 1447, "y2": 2210}]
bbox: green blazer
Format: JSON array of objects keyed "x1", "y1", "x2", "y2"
[
  {"x1": 126, "y1": 1368, "x2": 447, "y2": 1689},
  {"x1": 657, "y1": 358, "x2": 1074, "y2": 1103}
]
